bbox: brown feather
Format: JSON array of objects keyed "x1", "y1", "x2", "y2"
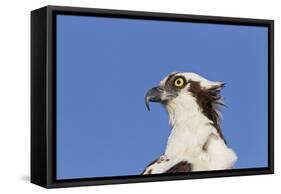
[
  {"x1": 164, "y1": 161, "x2": 192, "y2": 173},
  {"x1": 188, "y1": 81, "x2": 226, "y2": 143}
]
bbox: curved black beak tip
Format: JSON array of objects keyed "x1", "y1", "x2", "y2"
[
  {"x1": 145, "y1": 97, "x2": 151, "y2": 111},
  {"x1": 145, "y1": 86, "x2": 163, "y2": 111}
]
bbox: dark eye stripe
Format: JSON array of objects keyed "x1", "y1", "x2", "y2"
[{"x1": 165, "y1": 72, "x2": 178, "y2": 84}]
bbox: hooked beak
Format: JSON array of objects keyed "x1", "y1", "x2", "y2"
[{"x1": 145, "y1": 86, "x2": 165, "y2": 111}]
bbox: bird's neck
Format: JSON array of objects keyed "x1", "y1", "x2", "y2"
[{"x1": 164, "y1": 94, "x2": 216, "y2": 159}]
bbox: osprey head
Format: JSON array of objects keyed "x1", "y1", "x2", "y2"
[
  {"x1": 144, "y1": 72, "x2": 235, "y2": 171},
  {"x1": 145, "y1": 72, "x2": 225, "y2": 127}
]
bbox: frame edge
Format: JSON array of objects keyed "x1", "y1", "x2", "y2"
[{"x1": 31, "y1": 6, "x2": 48, "y2": 188}]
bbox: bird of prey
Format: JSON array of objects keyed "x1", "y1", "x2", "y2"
[{"x1": 143, "y1": 72, "x2": 237, "y2": 174}]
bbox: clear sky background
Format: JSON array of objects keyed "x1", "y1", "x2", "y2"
[{"x1": 56, "y1": 15, "x2": 268, "y2": 180}]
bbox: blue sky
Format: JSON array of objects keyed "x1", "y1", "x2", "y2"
[{"x1": 56, "y1": 15, "x2": 268, "y2": 179}]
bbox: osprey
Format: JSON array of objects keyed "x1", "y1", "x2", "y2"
[{"x1": 143, "y1": 72, "x2": 237, "y2": 174}]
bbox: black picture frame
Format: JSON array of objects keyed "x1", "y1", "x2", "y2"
[{"x1": 31, "y1": 5, "x2": 274, "y2": 188}]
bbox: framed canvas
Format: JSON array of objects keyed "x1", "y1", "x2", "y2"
[{"x1": 31, "y1": 5, "x2": 274, "y2": 188}]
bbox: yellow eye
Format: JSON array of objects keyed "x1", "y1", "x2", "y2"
[{"x1": 174, "y1": 77, "x2": 185, "y2": 88}]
